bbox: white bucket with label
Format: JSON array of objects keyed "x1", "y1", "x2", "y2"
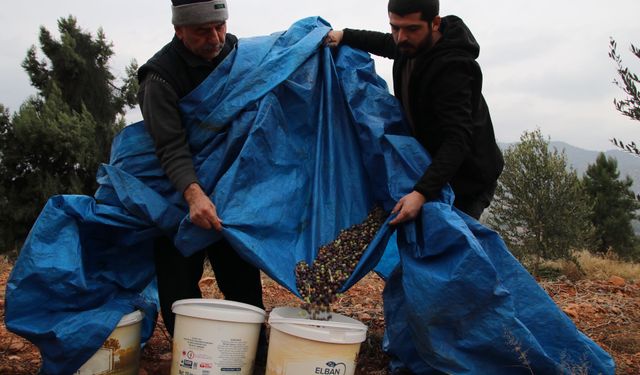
[
  {"x1": 266, "y1": 306, "x2": 367, "y2": 375},
  {"x1": 171, "y1": 299, "x2": 266, "y2": 375},
  {"x1": 75, "y1": 310, "x2": 144, "y2": 375}
]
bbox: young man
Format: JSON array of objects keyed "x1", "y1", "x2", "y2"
[
  {"x1": 137, "y1": 0, "x2": 264, "y2": 336},
  {"x1": 326, "y1": 0, "x2": 503, "y2": 222}
]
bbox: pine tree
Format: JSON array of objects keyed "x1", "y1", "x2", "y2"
[
  {"x1": 21, "y1": 15, "x2": 138, "y2": 187},
  {"x1": 487, "y1": 129, "x2": 592, "y2": 276},
  {"x1": 583, "y1": 153, "x2": 639, "y2": 259},
  {"x1": 0, "y1": 86, "x2": 99, "y2": 251},
  {"x1": 0, "y1": 16, "x2": 137, "y2": 252}
]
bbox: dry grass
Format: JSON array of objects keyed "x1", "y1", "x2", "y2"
[
  {"x1": 543, "y1": 250, "x2": 640, "y2": 281},
  {"x1": 575, "y1": 251, "x2": 640, "y2": 280}
]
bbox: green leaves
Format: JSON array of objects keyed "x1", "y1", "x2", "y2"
[
  {"x1": 487, "y1": 129, "x2": 592, "y2": 276},
  {"x1": 610, "y1": 38, "x2": 640, "y2": 123}
]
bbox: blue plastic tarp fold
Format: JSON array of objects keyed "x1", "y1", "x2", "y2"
[
  {"x1": 5, "y1": 16, "x2": 614, "y2": 374},
  {"x1": 383, "y1": 205, "x2": 615, "y2": 374},
  {"x1": 5, "y1": 195, "x2": 159, "y2": 373}
]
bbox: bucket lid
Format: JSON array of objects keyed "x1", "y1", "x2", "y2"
[
  {"x1": 117, "y1": 310, "x2": 144, "y2": 327},
  {"x1": 268, "y1": 307, "x2": 367, "y2": 344},
  {"x1": 172, "y1": 299, "x2": 266, "y2": 324}
]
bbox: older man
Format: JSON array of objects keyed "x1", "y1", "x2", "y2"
[{"x1": 137, "y1": 0, "x2": 264, "y2": 336}]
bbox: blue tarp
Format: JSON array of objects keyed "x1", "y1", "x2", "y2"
[{"x1": 5, "y1": 17, "x2": 614, "y2": 374}]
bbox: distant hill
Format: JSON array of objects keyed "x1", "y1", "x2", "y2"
[{"x1": 498, "y1": 141, "x2": 640, "y2": 194}]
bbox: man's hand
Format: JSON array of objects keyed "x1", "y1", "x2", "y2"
[
  {"x1": 389, "y1": 191, "x2": 427, "y2": 225},
  {"x1": 324, "y1": 29, "x2": 344, "y2": 47},
  {"x1": 183, "y1": 183, "x2": 223, "y2": 231}
]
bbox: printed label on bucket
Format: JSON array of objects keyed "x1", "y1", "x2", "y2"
[
  {"x1": 285, "y1": 360, "x2": 353, "y2": 374},
  {"x1": 176, "y1": 347, "x2": 213, "y2": 372},
  {"x1": 176, "y1": 335, "x2": 252, "y2": 373}
]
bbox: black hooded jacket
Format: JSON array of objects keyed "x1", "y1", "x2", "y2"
[{"x1": 343, "y1": 16, "x2": 503, "y2": 201}]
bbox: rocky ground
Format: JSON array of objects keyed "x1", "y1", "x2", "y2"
[{"x1": 1, "y1": 256, "x2": 638, "y2": 374}]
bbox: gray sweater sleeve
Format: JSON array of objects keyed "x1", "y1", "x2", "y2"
[{"x1": 138, "y1": 73, "x2": 198, "y2": 194}]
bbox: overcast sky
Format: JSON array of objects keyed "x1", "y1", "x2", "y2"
[{"x1": 1, "y1": 0, "x2": 639, "y2": 151}]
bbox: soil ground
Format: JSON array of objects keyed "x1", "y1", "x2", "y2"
[{"x1": 1, "y1": 257, "x2": 638, "y2": 374}]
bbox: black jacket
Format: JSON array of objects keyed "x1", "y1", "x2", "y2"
[
  {"x1": 137, "y1": 34, "x2": 237, "y2": 193},
  {"x1": 343, "y1": 16, "x2": 503, "y2": 201}
]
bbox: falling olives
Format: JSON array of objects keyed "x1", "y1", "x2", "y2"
[{"x1": 295, "y1": 206, "x2": 387, "y2": 320}]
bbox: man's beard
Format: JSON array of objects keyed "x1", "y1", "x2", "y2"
[
  {"x1": 199, "y1": 43, "x2": 224, "y2": 60},
  {"x1": 397, "y1": 29, "x2": 434, "y2": 58}
]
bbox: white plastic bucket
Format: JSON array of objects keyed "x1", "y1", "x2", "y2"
[
  {"x1": 266, "y1": 306, "x2": 368, "y2": 375},
  {"x1": 75, "y1": 310, "x2": 144, "y2": 375},
  {"x1": 170, "y1": 299, "x2": 266, "y2": 375}
]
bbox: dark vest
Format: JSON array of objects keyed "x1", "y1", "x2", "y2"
[{"x1": 138, "y1": 34, "x2": 238, "y2": 99}]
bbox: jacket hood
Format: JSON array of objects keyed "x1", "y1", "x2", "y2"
[{"x1": 429, "y1": 15, "x2": 480, "y2": 59}]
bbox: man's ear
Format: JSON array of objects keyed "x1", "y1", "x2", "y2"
[
  {"x1": 174, "y1": 25, "x2": 183, "y2": 40},
  {"x1": 432, "y1": 15, "x2": 442, "y2": 31}
]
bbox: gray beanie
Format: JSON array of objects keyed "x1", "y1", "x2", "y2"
[{"x1": 172, "y1": 0, "x2": 229, "y2": 26}]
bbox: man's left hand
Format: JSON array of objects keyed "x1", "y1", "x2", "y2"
[
  {"x1": 389, "y1": 191, "x2": 427, "y2": 225},
  {"x1": 183, "y1": 183, "x2": 223, "y2": 231}
]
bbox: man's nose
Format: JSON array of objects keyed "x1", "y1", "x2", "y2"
[
  {"x1": 208, "y1": 29, "x2": 220, "y2": 44},
  {"x1": 397, "y1": 29, "x2": 408, "y2": 43}
]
